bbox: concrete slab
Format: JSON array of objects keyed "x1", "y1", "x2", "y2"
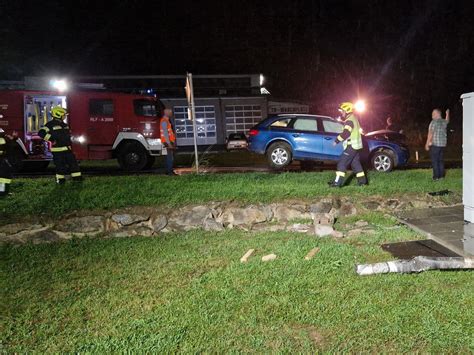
[
  {"x1": 382, "y1": 239, "x2": 460, "y2": 259},
  {"x1": 437, "y1": 215, "x2": 464, "y2": 223},
  {"x1": 396, "y1": 205, "x2": 473, "y2": 257}
]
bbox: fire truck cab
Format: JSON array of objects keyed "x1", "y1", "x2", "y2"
[{"x1": 0, "y1": 90, "x2": 165, "y2": 171}]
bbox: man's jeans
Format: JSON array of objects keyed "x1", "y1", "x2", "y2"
[
  {"x1": 430, "y1": 146, "x2": 445, "y2": 179},
  {"x1": 166, "y1": 150, "x2": 174, "y2": 174}
]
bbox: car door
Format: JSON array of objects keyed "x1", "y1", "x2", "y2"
[
  {"x1": 321, "y1": 119, "x2": 344, "y2": 159},
  {"x1": 289, "y1": 117, "x2": 323, "y2": 159}
]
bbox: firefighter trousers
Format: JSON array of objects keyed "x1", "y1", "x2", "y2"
[
  {"x1": 333, "y1": 146, "x2": 367, "y2": 186},
  {"x1": 0, "y1": 157, "x2": 13, "y2": 196},
  {"x1": 52, "y1": 150, "x2": 82, "y2": 183}
]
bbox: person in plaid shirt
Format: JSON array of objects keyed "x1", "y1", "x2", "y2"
[{"x1": 425, "y1": 108, "x2": 450, "y2": 180}]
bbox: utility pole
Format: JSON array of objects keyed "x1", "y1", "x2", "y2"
[{"x1": 185, "y1": 73, "x2": 199, "y2": 173}]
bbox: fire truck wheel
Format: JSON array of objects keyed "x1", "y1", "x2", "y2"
[
  {"x1": 118, "y1": 142, "x2": 149, "y2": 171},
  {"x1": 144, "y1": 156, "x2": 155, "y2": 170},
  {"x1": 8, "y1": 147, "x2": 26, "y2": 172},
  {"x1": 22, "y1": 161, "x2": 50, "y2": 172}
]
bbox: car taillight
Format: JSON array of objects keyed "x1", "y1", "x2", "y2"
[{"x1": 249, "y1": 129, "x2": 259, "y2": 136}]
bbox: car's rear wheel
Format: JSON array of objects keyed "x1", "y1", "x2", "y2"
[
  {"x1": 267, "y1": 142, "x2": 292, "y2": 169},
  {"x1": 371, "y1": 151, "x2": 394, "y2": 172}
]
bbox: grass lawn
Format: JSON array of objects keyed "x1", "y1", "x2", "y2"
[
  {"x1": 1, "y1": 212, "x2": 473, "y2": 352},
  {"x1": 41, "y1": 151, "x2": 269, "y2": 171},
  {"x1": 0, "y1": 169, "x2": 462, "y2": 221}
]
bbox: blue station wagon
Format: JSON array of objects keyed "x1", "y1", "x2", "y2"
[{"x1": 248, "y1": 114, "x2": 410, "y2": 172}]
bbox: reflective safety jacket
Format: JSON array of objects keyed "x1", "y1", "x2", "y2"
[
  {"x1": 335, "y1": 113, "x2": 363, "y2": 150},
  {"x1": 160, "y1": 116, "x2": 176, "y2": 145},
  {"x1": 38, "y1": 118, "x2": 73, "y2": 153},
  {"x1": 0, "y1": 133, "x2": 16, "y2": 159},
  {"x1": 0, "y1": 135, "x2": 7, "y2": 158}
]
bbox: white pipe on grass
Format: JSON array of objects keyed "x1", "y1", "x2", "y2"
[{"x1": 356, "y1": 256, "x2": 474, "y2": 276}]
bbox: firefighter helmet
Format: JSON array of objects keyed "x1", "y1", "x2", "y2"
[
  {"x1": 339, "y1": 102, "x2": 354, "y2": 114},
  {"x1": 51, "y1": 106, "x2": 68, "y2": 119}
]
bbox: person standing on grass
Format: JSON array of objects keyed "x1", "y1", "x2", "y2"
[
  {"x1": 328, "y1": 102, "x2": 368, "y2": 188},
  {"x1": 38, "y1": 106, "x2": 83, "y2": 184},
  {"x1": 160, "y1": 108, "x2": 177, "y2": 175},
  {"x1": 0, "y1": 128, "x2": 18, "y2": 197},
  {"x1": 425, "y1": 108, "x2": 450, "y2": 181}
]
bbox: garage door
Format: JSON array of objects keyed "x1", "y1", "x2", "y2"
[
  {"x1": 174, "y1": 105, "x2": 217, "y2": 146},
  {"x1": 225, "y1": 105, "x2": 262, "y2": 136}
]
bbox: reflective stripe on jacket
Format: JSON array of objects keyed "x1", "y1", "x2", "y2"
[{"x1": 38, "y1": 118, "x2": 73, "y2": 151}]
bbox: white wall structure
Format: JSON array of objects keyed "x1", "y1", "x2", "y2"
[
  {"x1": 462, "y1": 92, "x2": 474, "y2": 256},
  {"x1": 462, "y1": 92, "x2": 474, "y2": 223}
]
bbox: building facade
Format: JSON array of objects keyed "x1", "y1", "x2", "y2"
[{"x1": 4, "y1": 74, "x2": 309, "y2": 148}]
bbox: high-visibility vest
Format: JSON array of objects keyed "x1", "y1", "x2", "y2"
[
  {"x1": 160, "y1": 116, "x2": 176, "y2": 144},
  {"x1": 0, "y1": 137, "x2": 6, "y2": 157},
  {"x1": 344, "y1": 114, "x2": 363, "y2": 150}
]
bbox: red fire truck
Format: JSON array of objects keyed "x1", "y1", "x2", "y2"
[{"x1": 0, "y1": 90, "x2": 166, "y2": 171}]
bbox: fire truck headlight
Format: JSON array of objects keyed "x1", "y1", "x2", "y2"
[
  {"x1": 77, "y1": 135, "x2": 86, "y2": 144},
  {"x1": 147, "y1": 138, "x2": 162, "y2": 146}
]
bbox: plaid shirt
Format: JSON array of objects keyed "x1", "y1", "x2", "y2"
[{"x1": 429, "y1": 119, "x2": 448, "y2": 147}]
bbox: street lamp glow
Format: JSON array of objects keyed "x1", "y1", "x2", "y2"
[
  {"x1": 50, "y1": 79, "x2": 68, "y2": 92},
  {"x1": 355, "y1": 100, "x2": 366, "y2": 113}
]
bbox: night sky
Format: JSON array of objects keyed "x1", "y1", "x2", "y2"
[{"x1": 1, "y1": 0, "x2": 473, "y2": 127}]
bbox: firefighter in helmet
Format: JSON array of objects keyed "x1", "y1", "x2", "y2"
[
  {"x1": 329, "y1": 102, "x2": 368, "y2": 187},
  {"x1": 38, "y1": 106, "x2": 82, "y2": 184},
  {"x1": 0, "y1": 128, "x2": 16, "y2": 197}
]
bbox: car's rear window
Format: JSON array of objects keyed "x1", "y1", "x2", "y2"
[
  {"x1": 229, "y1": 133, "x2": 246, "y2": 140},
  {"x1": 270, "y1": 118, "x2": 292, "y2": 128}
]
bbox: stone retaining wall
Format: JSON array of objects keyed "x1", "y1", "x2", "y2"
[{"x1": 0, "y1": 195, "x2": 459, "y2": 245}]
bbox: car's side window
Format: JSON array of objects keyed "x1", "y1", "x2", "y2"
[
  {"x1": 270, "y1": 118, "x2": 292, "y2": 128},
  {"x1": 323, "y1": 120, "x2": 343, "y2": 134},
  {"x1": 293, "y1": 118, "x2": 319, "y2": 132}
]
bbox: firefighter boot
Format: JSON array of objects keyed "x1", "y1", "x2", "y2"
[
  {"x1": 0, "y1": 181, "x2": 9, "y2": 197},
  {"x1": 72, "y1": 172, "x2": 83, "y2": 182},
  {"x1": 56, "y1": 174, "x2": 66, "y2": 185},
  {"x1": 328, "y1": 171, "x2": 345, "y2": 188},
  {"x1": 356, "y1": 172, "x2": 368, "y2": 186}
]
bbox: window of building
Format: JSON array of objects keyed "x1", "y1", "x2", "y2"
[
  {"x1": 225, "y1": 104, "x2": 262, "y2": 134},
  {"x1": 173, "y1": 105, "x2": 217, "y2": 145},
  {"x1": 293, "y1": 118, "x2": 319, "y2": 131},
  {"x1": 323, "y1": 120, "x2": 343, "y2": 134},
  {"x1": 89, "y1": 99, "x2": 114, "y2": 116},
  {"x1": 134, "y1": 99, "x2": 158, "y2": 116}
]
